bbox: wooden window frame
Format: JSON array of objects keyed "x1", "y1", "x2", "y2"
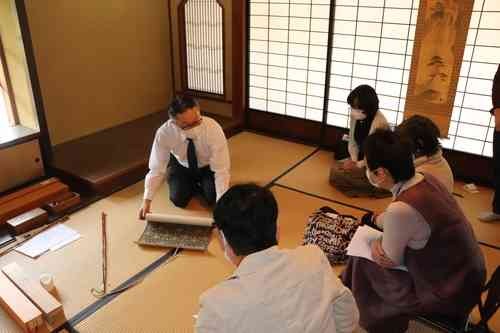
[
  {"x1": 178, "y1": 0, "x2": 226, "y2": 101},
  {"x1": 0, "y1": 34, "x2": 19, "y2": 126}
]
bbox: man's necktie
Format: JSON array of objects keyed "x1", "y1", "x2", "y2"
[{"x1": 187, "y1": 138, "x2": 198, "y2": 175}]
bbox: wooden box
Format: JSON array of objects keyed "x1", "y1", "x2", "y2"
[
  {"x1": 0, "y1": 178, "x2": 69, "y2": 224},
  {"x1": 6, "y1": 208, "x2": 48, "y2": 235},
  {"x1": 44, "y1": 192, "x2": 81, "y2": 215},
  {"x1": 2, "y1": 263, "x2": 65, "y2": 327},
  {"x1": 0, "y1": 271, "x2": 43, "y2": 332}
]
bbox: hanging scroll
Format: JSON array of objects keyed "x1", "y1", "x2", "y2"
[{"x1": 404, "y1": 0, "x2": 474, "y2": 136}]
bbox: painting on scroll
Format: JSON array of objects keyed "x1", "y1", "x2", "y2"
[{"x1": 414, "y1": 0, "x2": 460, "y2": 105}]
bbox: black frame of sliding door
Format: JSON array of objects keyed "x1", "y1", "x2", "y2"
[{"x1": 14, "y1": 0, "x2": 53, "y2": 166}]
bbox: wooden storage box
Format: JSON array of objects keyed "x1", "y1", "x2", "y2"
[
  {"x1": 0, "y1": 178, "x2": 69, "y2": 224},
  {"x1": 44, "y1": 192, "x2": 81, "y2": 215},
  {"x1": 6, "y1": 208, "x2": 48, "y2": 236}
]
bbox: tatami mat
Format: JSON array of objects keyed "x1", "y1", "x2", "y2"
[
  {"x1": 0, "y1": 181, "x2": 172, "y2": 332},
  {"x1": 0, "y1": 133, "x2": 498, "y2": 332},
  {"x1": 75, "y1": 186, "x2": 367, "y2": 332},
  {"x1": 453, "y1": 182, "x2": 500, "y2": 248},
  {"x1": 276, "y1": 150, "x2": 392, "y2": 213},
  {"x1": 228, "y1": 131, "x2": 317, "y2": 185},
  {"x1": 0, "y1": 131, "x2": 316, "y2": 332},
  {"x1": 277, "y1": 149, "x2": 500, "y2": 248},
  {"x1": 76, "y1": 185, "x2": 500, "y2": 333}
]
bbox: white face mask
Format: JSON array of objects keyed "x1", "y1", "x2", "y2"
[
  {"x1": 351, "y1": 108, "x2": 367, "y2": 121},
  {"x1": 366, "y1": 168, "x2": 380, "y2": 188},
  {"x1": 183, "y1": 125, "x2": 201, "y2": 139},
  {"x1": 220, "y1": 231, "x2": 235, "y2": 266}
]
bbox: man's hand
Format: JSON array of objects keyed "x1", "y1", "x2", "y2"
[
  {"x1": 139, "y1": 199, "x2": 152, "y2": 220},
  {"x1": 370, "y1": 238, "x2": 396, "y2": 268},
  {"x1": 343, "y1": 159, "x2": 357, "y2": 170}
]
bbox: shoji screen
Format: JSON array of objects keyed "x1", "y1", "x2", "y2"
[
  {"x1": 442, "y1": 0, "x2": 500, "y2": 157},
  {"x1": 327, "y1": 0, "x2": 419, "y2": 128},
  {"x1": 183, "y1": 0, "x2": 224, "y2": 95},
  {"x1": 248, "y1": 0, "x2": 331, "y2": 121}
]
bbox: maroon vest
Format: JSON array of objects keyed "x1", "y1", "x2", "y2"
[{"x1": 395, "y1": 174, "x2": 486, "y2": 314}]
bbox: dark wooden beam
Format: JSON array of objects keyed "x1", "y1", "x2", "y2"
[{"x1": 14, "y1": 0, "x2": 53, "y2": 168}]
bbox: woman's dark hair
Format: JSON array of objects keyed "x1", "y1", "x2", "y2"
[
  {"x1": 364, "y1": 129, "x2": 415, "y2": 183},
  {"x1": 167, "y1": 96, "x2": 198, "y2": 118},
  {"x1": 347, "y1": 85, "x2": 379, "y2": 119},
  {"x1": 396, "y1": 115, "x2": 441, "y2": 157},
  {"x1": 213, "y1": 184, "x2": 278, "y2": 256}
]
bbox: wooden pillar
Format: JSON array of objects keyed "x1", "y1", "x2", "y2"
[{"x1": 232, "y1": 0, "x2": 246, "y2": 126}]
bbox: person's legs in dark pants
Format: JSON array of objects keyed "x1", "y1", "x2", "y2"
[
  {"x1": 168, "y1": 156, "x2": 194, "y2": 208},
  {"x1": 480, "y1": 131, "x2": 500, "y2": 221},
  {"x1": 198, "y1": 167, "x2": 216, "y2": 206}
]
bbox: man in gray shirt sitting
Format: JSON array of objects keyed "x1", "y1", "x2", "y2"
[{"x1": 195, "y1": 184, "x2": 359, "y2": 333}]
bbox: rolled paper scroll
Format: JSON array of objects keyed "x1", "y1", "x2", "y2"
[{"x1": 145, "y1": 213, "x2": 213, "y2": 227}]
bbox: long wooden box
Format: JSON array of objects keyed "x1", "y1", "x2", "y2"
[
  {"x1": 0, "y1": 179, "x2": 69, "y2": 224},
  {"x1": 6, "y1": 208, "x2": 48, "y2": 235}
]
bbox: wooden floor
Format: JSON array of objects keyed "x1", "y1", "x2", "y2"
[{"x1": 0, "y1": 131, "x2": 498, "y2": 332}]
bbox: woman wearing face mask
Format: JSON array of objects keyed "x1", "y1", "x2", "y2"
[
  {"x1": 396, "y1": 115, "x2": 454, "y2": 193},
  {"x1": 329, "y1": 85, "x2": 391, "y2": 197},
  {"x1": 341, "y1": 130, "x2": 486, "y2": 333}
]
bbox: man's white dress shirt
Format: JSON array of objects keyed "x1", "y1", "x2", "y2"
[
  {"x1": 195, "y1": 245, "x2": 359, "y2": 333},
  {"x1": 144, "y1": 116, "x2": 230, "y2": 201}
]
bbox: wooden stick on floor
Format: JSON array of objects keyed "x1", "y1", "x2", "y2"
[{"x1": 91, "y1": 212, "x2": 108, "y2": 298}]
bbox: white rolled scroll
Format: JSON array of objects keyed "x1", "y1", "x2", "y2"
[{"x1": 145, "y1": 213, "x2": 213, "y2": 227}]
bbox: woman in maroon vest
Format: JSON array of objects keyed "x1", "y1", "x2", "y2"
[{"x1": 341, "y1": 129, "x2": 486, "y2": 333}]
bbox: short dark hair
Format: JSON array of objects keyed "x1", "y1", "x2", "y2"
[
  {"x1": 167, "y1": 96, "x2": 198, "y2": 118},
  {"x1": 396, "y1": 115, "x2": 441, "y2": 157},
  {"x1": 347, "y1": 85, "x2": 379, "y2": 119},
  {"x1": 364, "y1": 129, "x2": 415, "y2": 183},
  {"x1": 213, "y1": 184, "x2": 278, "y2": 256}
]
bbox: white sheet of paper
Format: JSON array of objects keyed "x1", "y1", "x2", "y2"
[
  {"x1": 347, "y1": 225, "x2": 408, "y2": 271},
  {"x1": 16, "y1": 224, "x2": 81, "y2": 258}
]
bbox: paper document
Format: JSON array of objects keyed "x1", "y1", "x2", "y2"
[
  {"x1": 16, "y1": 224, "x2": 81, "y2": 258},
  {"x1": 347, "y1": 226, "x2": 408, "y2": 271}
]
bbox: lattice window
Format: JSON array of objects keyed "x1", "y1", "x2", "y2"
[
  {"x1": 181, "y1": 0, "x2": 225, "y2": 95},
  {"x1": 248, "y1": 0, "x2": 331, "y2": 121},
  {"x1": 327, "y1": 0, "x2": 419, "y2": 128},
  {"x1": 441, "y1": 0, "x2": 499, "y2": 157}
]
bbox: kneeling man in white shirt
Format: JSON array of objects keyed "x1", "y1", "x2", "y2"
[
  {"x1": 196, "y1": 183, "x2": 359, "y2": 333},
  {"x1": 139, "y1": 96, "x2": 230, "y2": 217}
]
